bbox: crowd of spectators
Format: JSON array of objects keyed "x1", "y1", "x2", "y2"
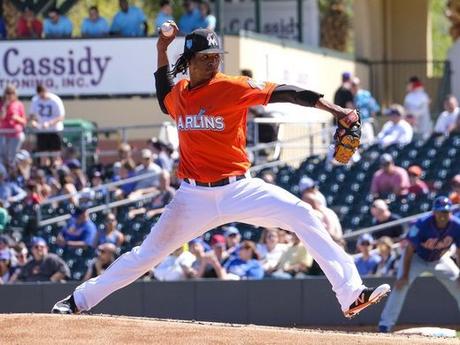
[{"x1": 0, "y1": 0, "x2": 217, "y2": 40}]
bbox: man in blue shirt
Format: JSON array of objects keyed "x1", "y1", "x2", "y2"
[
  {"x1": 0, "y1": 165, "x2": 26, "y2": 207},
  {"x1": 379, "y1": 196, "x2": 460, "y2": 332},
  {"x1": 223, "y1": 240, "x2": 264, "y2": 279},
  {"x1": 81, "y1": 6, "x2": 109, "y2": 37},
  {"x1": 57, "y1": 207, "x2": 97, "y2": 249},
  {"x1": 351, "y1": 77, "x2": 380, "y2": 146},
  {"x1": 179, "y1": 0, "x2": 201, "y2": 34},
  {"x1": 44, "y1": 7, "x2": 73, "y2": 38},
  {"x1": 110, "y1": 0, "x2": 147, "y2": 37},
  {"x1": 155, "y1": 0, "x2": 174, "y2": 29}
]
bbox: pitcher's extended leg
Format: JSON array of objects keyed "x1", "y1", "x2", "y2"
[{"x1": 73, "y1": 184, "x2": 220, "y2": 311}]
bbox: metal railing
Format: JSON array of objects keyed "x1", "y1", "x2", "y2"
[
  {"x1": 36, "y1": 171, "x2": 159, "y2": 225},
  {"x1": 343, "y1": 204, "x2": 460, "y2": 240}
]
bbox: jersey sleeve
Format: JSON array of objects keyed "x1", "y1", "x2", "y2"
[{"x1": 225, "y1": 76, "x2": 277, "y2": 109}]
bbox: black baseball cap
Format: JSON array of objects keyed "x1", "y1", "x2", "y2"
[{"x1": 184, "y1": 29, "x2": 227, "y2": 54}]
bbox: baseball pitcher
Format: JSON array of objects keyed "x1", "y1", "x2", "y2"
[{"x1": 52, "y1": 25, "x2": 389, "y2": 318}]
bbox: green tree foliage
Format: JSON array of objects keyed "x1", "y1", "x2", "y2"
[{"x1": 430, "y1": 0, "x2": 452, "y2": 61}]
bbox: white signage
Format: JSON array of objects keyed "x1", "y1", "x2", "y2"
[
  {"x1": 0, "y1": 38, "x2": 185, "y2": 96},
  {"x1": 215, "y1": 0, "x2": 319, "y2": 46}
]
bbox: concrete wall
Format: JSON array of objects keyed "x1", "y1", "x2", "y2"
[
  {"x1": 354, "y1": 0, "x2": 430, "y2": 62},
  {"x1": 0, "y1": 277, "x2": 458, "y2": 327}
]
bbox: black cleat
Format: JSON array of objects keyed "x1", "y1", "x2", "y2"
[
  {"x1": 51, "y1": 294, "x2": 79, "y2": 314},
  {"x1": 344, "y1": 284, "x2": 391, "y2": 319}
]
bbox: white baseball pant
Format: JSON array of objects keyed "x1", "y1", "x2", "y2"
[{"x1": 74, "y1": 177, "x2": 364, "y2": 312}]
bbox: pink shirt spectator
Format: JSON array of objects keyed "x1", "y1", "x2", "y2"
[
  {"x1": 371, "y1": 166, "x2": 410, "y2": 196},
  {"x1": 0, "y1": 100, "x2": 26, "y2": 138}
]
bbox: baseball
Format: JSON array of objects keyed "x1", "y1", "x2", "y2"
[{"x1": 161, "y1": 22, "x2": 175, "y2": 37}]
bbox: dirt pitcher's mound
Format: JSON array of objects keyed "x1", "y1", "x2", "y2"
[{"x1": 0, "y1": 314, "x2": 458, "y2": 345}]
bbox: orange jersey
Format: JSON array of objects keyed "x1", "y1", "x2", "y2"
[{"x1": 164, "y1": 73, "x2": 276, "y2": 182}]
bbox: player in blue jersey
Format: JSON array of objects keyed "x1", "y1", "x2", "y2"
[{"x1": 378, "y1": 196, "x2": 460, "y2": 332}]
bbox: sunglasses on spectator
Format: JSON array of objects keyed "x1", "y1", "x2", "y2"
[
  {"x1": 107, "y1": 218, "x2": 116, "y2": 223},
  {"x1": 360, "y1": 241, "x2": 371, "y2": 246},
  {"x1": 33, "y1": 245, "x2": 46, "y2": 249}
]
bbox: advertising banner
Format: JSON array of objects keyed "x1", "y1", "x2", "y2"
[{"x1": 0, "y1": 37, "x2": 185, "y2": 96}]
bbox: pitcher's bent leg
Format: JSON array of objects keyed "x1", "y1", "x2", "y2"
[
  {"x1": 74, "y1": 186, "x2": 219, "y2": 311},
  {"x1": 226, "y1": 179, "x2": 364, "y2": 311},
  {"x1": 282, "y1": 202, "x2": 365, "y2": 311}
]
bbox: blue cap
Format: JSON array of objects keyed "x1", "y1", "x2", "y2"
[
  {"x1": 30, "y1": 236, "x2": 47, "y2": 247},
  {"x1": 298, "y1": 177, "x2": 317, "y2": 192},
  {"x1": 432, "y1": 196, "x2": 452, "y2": 212},
  {"x1": 189, "y1": 238, "x2": 205, "y2": 247},
  {"x1": 0, "y1": 249, "x2": 11, "y2": 261},
  {"x1": 357, "y1": 233, "x2": 374, "y2": 246},
  {"x1": 342, "y1": 72, "x2": 351, "y2": 81}
]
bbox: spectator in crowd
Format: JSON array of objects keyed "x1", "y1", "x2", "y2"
[
  {"x1": 66, "y1": 159, "x2": 87, "y2": 191},
  {"x1": 129, "y1": 170, "x2": 176, "y2": 219},
  {"x1": 13, "y1": 150, "x2": 32, "y2": 188},
  {"x1": 12, "y1": 242, "x2": 28, "y2": 268},
  {"x1": 56, "y1": 167, "x2": 79, "y2": 205},
  {"x1": 199, "y1": 1, "x2": 216, "y2": 30},
  {"x1": 191, "y1": 242, "x2": 226, "y2": 279},
  {"x1": 223, "y1": 225, "x2": 241, "y2": 261},
  {"x1": 153, "y1": 245, "x2": 196, "y2": 281},
  {"x1": 183, "y1": 238, "x2": 212, "y2": 278},
  {"x1": 223, "y1": 240, "x2": 264, "y2": 280},
  {"x1": 29, "y1": 85, "x2": 65, "y2": 166},
  {"x1": 257, "y1": 228, "x2": 288, "y2": 275},
  {"x1": 110, "y1": 0, "x2": 147, "y2": 37},
  {"x1": 298, "y1": 176, "x2": 327, "y2": 207},
  {"x1": 16, "y1": 6, "x2": 43, "y2": 38},
  {"x1": 91, "y1": 170, "x2": 108, "y2": 201},
  {"x1": 0, "y1": 200, "x2": 9, "y2": 233},
  {"x1": 403, "y1": 76, "x2": 432, "y2": 137},
  {"x1": 370, "y1": 154, "x2": 410, "y2": 198},
  {"x1": 155, "y1": 0, "x2": 174, "y2": 28},
  {"x1": 433, "y1": 94, "x2": 459, "y2": 136},
  {"x1": 407, "y1": 165, "x2": 429, "y2": 196},
  {"x1": 133, "y1": 149, "x2": 162, "y2": 191},
  {"x1": 83, "y1": 243, "x2": 117, "y2": 281},
  {"x1": 333, "y1": 72, "x2": 354, "y2": 108},
  {"x1": 449, "y1": 174, "x2": 460, "y2": 204},
  {"x1": 149, "y1": 137, "x2": 174, "y2": 171},
  {"x1": 354, "y1": 233, "x2": 380, "y2": 277},
  {"x1": 96, "y1": 212, "x2": 124, "y2": 247},
  {"x1": 374, "y1": 236, "x2": 398, "y2": 277},
  {"x1": 351, "y1": 77, "x2": 380, "y2": 145},
  {"x1": 114, "y1": 159, "x2": 137, "y2": 198},
  {"x1": 197, "y1": 234, "x2": 228, "y2": 278},
  {"x1": 269, "y1": 233, "x2": 313, "y2": 279},
  {"x1": 370, "y1": 199, "x2": 405, "y2": 240},
  {"x1": 116, "y1": 142, "x2": 133, "y2": 167},
  {"x1": 43, "y1": 7, "x2": 73, "y2": 38},
  {"x1": 57, "y1": 207, "x2": 97, "y2": 249},
  {"x1": 277, "y1": 228, "x2": 293, "y2": 245},
  {"x1": 0, "y1": 249, "x2": 16, "y2": 284},
  {"x1": 81, "y1": 6, "x2": 109, "y2": 38},
  {"x1": 302, "y1": 192, "x2": 343, "y2": 242},
  {"x1": 0, "y1": 165, "x2": 26, "y2": 207},
  {"x1": 376, "y1": 104, "x2": 413, "y2": 148},
  {"x1": 34, "y1": 169, "x2": 53, "y2": 200},
  {"x1": 24, "y1": 180, "x2": 42, "y2": 207},
  {"x1": 179, "y1": 0, "x2": 201, "y2": 34},
  {"x1": 18, "y1": 237, "x2": 70, "y2": 282},
  {"x1": 0, "y1": 85, "x2": 27, "y2": 170},
  {"x1": 259, "y1": 169, "x2": 276, "y2": 184},
  {"x1": 0, "y1": 16, "x2": 6, "y2": 39}
]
